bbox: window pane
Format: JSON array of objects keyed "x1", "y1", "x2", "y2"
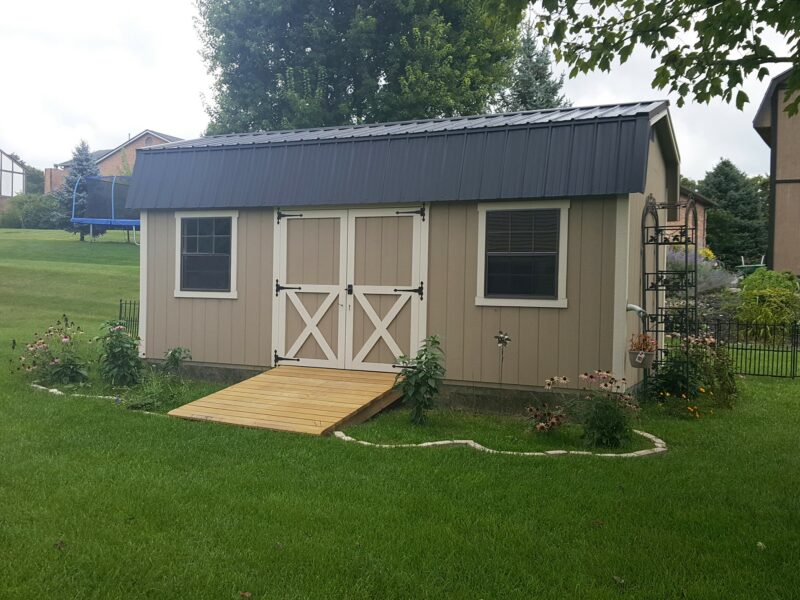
[
  {"x1": 197, "y1": 235, "x2": 213, "y2": 253},
  {"x1": 182, "y1": 218, "x2": 198, "y2": 236},
  {"x1": 198, "y1": 218, "x2": 214, "y2": 235},
  {"x1": 533, "y1": 210, "x2": 559, "y2": 252},
  {"x1": 183, "y1": 235, "x2": 197, "y2": 254},
  {"x1": 214, "y1": 235, "x2": 231, "y2": 255},
  {"x1": 214, "y1": 217, "x2": 231, "y2": 235},
  {"x1": 486, "y1": 255, "x2": 557, "y2": 298},
  {"x1": 181, "y1": 255, "x2": 230, "y2": 291}
]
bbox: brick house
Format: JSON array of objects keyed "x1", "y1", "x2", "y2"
[
  {"x1": 754, "y1": 68, "x2": 800, "y2": 274},
  {"x1": 44, "y1": 130, "x2": 181, "y2": 193},
  {"x1": 667, "y1": 185, "x2": 714, "y2": 250}
]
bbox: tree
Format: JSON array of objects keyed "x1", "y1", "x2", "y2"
[
  {"x1": 54, "y1": 141, "x2": 100, "y2": 240},
  {"x1": 496, "y1": 21, "x2": 570, "y2": 112},
  {"x1": 518, "y1": 0, "x2": 800, "y2": 114},
  {"x1": 700, "y1": 159, "x2": 768, "y2": 267},
  {"x1": 196, "y1": 0, "x2": 523, "y2": 133}
]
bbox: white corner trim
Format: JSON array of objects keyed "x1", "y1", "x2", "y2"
[
  {"x1": 475, "y1": 200, "x2": 570, "y2": 309},
  {"x1": 612, "y1": 196, "x2": 630, "y2": 378},
  {"x1": 138, "y1": 211, "x2": 148, "y2": 357},
  {"x1": 174, "y1": 210, "x2": 239, "y2": 299}
]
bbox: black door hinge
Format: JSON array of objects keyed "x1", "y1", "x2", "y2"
[
  {"x1": 393, "y1": 281, "x2": 424, "y2": 300},
  {"x1": 275, "y1": 279, "x2": 302, "y2": 296},
  {"x1": 276, "y1": 209, "x2": 303, "y2": 223},
  {"x1": 274, "y1": 350, "x2": 301, "y2": 365},
  {"x1": 395, "y1": 206, "x2": 425, "y2": 221}
]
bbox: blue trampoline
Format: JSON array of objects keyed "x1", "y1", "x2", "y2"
[{"x1": 71, "y1": 175, "x2": 139, "y2": 240}]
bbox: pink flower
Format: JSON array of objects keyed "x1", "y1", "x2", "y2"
[{"x1": 61, "y1": 336, "x2": 70, "y2": 343}]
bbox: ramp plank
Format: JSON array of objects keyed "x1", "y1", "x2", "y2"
[{"x1": 168, "y1": 366, "x2": 400, "y2": 435}]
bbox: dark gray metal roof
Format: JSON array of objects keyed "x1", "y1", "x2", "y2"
[{"x1": 128, "y1": 101, "x2": 673, "y2": 210}]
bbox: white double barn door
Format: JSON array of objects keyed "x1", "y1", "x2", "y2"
[{"x1": 273, "y1": 206, "x2": 428, "y2": 372}]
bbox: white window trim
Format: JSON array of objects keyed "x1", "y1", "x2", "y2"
[
  {"x1": 174, "y1": 210, "x2": 239, "y2": 299},
  {"x1": 475, "y1": 200, "x2": 570, "y2": 308}
]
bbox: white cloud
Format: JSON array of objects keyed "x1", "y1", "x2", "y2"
[
  {"x1": 0, "y1": 0, "x2": 211, "y2": 169},
  {"x1": 0, "y1": 1, "x2": 789, "y2": 180}
]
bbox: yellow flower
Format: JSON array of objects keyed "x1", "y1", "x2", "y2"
[{"x1": 698, "y1": 387, "x2": 706, "y2": 393}]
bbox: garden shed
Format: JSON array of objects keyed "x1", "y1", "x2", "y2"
[{"x1": 127, "y1": 102, "x2": 679, "y2": 393}]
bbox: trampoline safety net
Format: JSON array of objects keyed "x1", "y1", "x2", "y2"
[{"x1": 72, "y1": 175, "x2": 139, "y2": 227}]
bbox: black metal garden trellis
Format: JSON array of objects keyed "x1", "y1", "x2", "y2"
[{"x1": 641, "y1": 193, "x2": 699, "y2": 394}]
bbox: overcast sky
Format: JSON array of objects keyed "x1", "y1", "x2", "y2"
[{"x1": 0, "y1": 1, "x2": 790, "y2": 179}]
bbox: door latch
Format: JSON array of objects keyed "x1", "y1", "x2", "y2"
[{"x1": 346, "y1": 284, "x2": 353, "y2": 295}]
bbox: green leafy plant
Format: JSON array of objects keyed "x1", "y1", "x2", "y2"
[
  {"x1": 394, "y1": 335, "x2": 446, "y2": 425},
  {"x1": 14, "y1": 315, "x2": 90, "y2": 385},
  {"x1": 649, "y1": 334, "x2": 738, "y2": 409},
  {"x1": 583, "y1": 397, "x2": 631, "y2": 449},
  {"x1": 161, "y1": 347, "x2": 192, "y2": 374},
  {"x1": 126, "y1": 369, "x2": 188, "y2": 412},
  {"x1": 97, "y1": 321, "x2": 142, "y2": 386},
  {"x1": 580, "y1": 371, "x2": 639, "y2": 448},
  {"x1": 737, "y1": 270, "x2": 800, "y2": 338}
]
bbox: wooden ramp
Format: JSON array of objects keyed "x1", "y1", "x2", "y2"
[{"x1": 168, "y1": 366, "x2": 400, "y2": 435}]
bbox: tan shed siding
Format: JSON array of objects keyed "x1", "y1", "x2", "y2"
[
  {"x1": 773, "y1": 183, "x2": 800, "y2": 273},
  {"x1": 145, "y1": 209, "x2": 274, "y2": 367},
  {"x1": 776, "y1": 92, "x2": 800, "y2": 181},
  {"x1": 773, "y1": 90, "x2": 800, "y2": 274},
  {"x1": 427, "y1": 199, "x2": 617, "y2": 387},
  {"x1": 625, "y1": 135, "x2": 672, "y2": 384}
]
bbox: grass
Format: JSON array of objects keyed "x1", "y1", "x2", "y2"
[
  {"x1": 1, "y1": 229, "x2": 800, "y2": 598},
  {"x1": 347, "y1": 407, "x2": 653, "y2": 452}
]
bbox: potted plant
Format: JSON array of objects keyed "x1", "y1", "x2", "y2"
[{"x1": 628, "y1": 333, "x2": 657, "y2": 369}]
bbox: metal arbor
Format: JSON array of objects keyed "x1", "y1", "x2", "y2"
[{"x1": 641, "y1": 193, "x2": 699, "y2": 394}]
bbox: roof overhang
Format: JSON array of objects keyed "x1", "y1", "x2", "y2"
[{"x1": 753, "y1": 68, "x2": 793, "y2": 146}]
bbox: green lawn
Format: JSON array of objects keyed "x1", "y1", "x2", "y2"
[{"x1": 2, "y1": 229, "x2": 800, "y2": 599}]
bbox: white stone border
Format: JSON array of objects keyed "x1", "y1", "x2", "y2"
[
  {"x1": 31, "y1": 383, "x2": 117, "y2": 400},
  {"x1": 333, "y1": 429, "x2": 667, "y2": 458}
]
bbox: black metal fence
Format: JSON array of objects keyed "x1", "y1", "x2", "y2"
[
  {"x1": 118, "y1": 299, "x2": 140, "y2": 338},
  {"x1": 697, "y1": 320, "x2": 799, "y2": 378}
]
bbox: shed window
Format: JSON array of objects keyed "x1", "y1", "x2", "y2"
[
  {"x1": 174, "y1": 211, "x2": 238, "y2": 299},
  {"x1": 476, "y1": 201, "x2": 569, "y2": 308}
]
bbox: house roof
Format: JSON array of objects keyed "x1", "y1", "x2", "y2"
[
  {"x1": 679, "y1": 185, "x2": 715, "y2": 207},
  {"x1": 57, "y1": 129, "x2": 183, "y2": 168},
  {"x1": 753, "y1": 68, "x2": 794, "y2": 145},
  {"x1": 127, "y1": 101, "x2": 676, "y2": 210}
]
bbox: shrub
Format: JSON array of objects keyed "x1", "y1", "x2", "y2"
[
  {"x1": 583, "y1": 397, "x2": 631, "y2": 448},
  {"x1": 394, "y1": 335, "x2": 446, "y2": 425},
  {"x1": 737, "y1": 269, "x2": 800, "y2": 334},
  {"x1": 0, "y1": 194, "x2": 61, "y2": 229},
  {"x1": 666, "y1": 247, "x2": 735, "y2": 294},
  {"x1": 97, "y1": 321, "x2": 142, "y2": 386},
  {"x1": 648, "y1": 335, "x2": 738, "y2": 408},
  {"x1": 15, "y1": 316, "x2": 90, "y2": 385},
  {"x1": 161, "y1": 347, "x2": 192, "y2": 374},
  {"x1": 126, "y1": 369, "x2": 187, "y2": 412},
  {"x1": 578, "y1": 371, "x2": 638, "y2": 448},
  {"x1": 527, "y1": 376, "x2": 569, "y2": 432}
]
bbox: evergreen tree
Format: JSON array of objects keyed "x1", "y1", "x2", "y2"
[
  {"x1": 196, "y1": 0, "x2": 523, "y2": 133},
  {"x1": 54, "y1": 141, "x2": 100, "y2": 240},
  {"x1": 700, "y1": 159, "x2": 768, "y2": 267},
  {"x1": 496, "y1": 22, "x2": 570, "y2": 112}
]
